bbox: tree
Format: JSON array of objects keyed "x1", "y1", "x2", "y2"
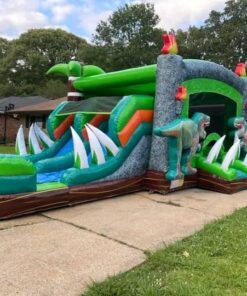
[
  {"x1": 90, "y1": 3, "x2": 163, "y2": 71},
  {"x1": 0, "y1": 38, "x2": 9, "y2": 60},
  {"x1": 201, "y1": 0, "x2": 247, "y2": 68},
  {"x1": 37, "y1": 79, "x2": 67, "y2": 99},
  {"x1": 78, "y1": 43, "x2": 111, "y2": 71},
  {"x1": 174, "y1": 0, "x2": 247, "y2": 69},
  {"x1": 0, "y1": 29, "x2": 87, "y2": 97},
  {"x1": 176, "y1": 27, "x2": 206, "y2": 60}
]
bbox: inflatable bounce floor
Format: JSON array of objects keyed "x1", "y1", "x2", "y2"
[{"x1": 1, "y1": 35, "x2": 247, "y2": 220}]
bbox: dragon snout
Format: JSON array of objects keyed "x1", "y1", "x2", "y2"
[
  {"x1": 235, "y1": 122, "x2": 244, "y2": 129},
  {"x1": 201, "y1": 119, "x2": 210, "y2": 129}
]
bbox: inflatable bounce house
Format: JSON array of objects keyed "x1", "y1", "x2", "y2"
[{"x1": 1, "y1": 34, "x2": 247, "y2": 219}]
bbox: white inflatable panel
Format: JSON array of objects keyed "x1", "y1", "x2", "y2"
[
  {"x1": 70, "y1": 127, "x2": 89, "y2": 169},
  {"x1": 206, "y1": 135, "x2": 226, "y2": 163},
  {"x1": 87, "y1": 123, "x2": 119, "y2": 156},
  {"x1": 221, "y1": 139, "x2": 240, "y2": 171},
  {"x1": 34, "y1": 123, "x2": 54, "y2": 148},
  {"x1": 29, "y1": 124, "x2": 42, "y2": 154},
  {"x1": 85, "y1": 125, "x2": 105, "y2": 165},
  {"x1": 243, "y1": 153, "x2": 247, "y2": 166},
  {"x1": 15, "y1": 125, "x2": 28, "y2": 155}
]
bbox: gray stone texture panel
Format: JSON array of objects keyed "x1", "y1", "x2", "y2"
[
  {"x1": 96, "y1": 136, "x2": 151, "y2": 182},
  {"x1": 148, "y1": 54, "x2": 186, "y2": 172},
  {"x1": 184, "y1": 59, "x2": 246, "y2": 93},
  {"x1": 184, "y1": 59, "x2": 247, "y2": 125}
]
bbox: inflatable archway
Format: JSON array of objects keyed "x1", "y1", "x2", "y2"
[
  {"x1": 1, "y1": 35, "x2": 247, "y2": 219},
  {"x1": 182, "y1": 78, "x2": 243, "y2": 117}
]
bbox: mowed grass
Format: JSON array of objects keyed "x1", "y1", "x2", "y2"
[
  {"x1": 84, "y1": 207, "x2": 247, "y2": 296},
  {"x1": 0, "y1": 145, "x2": 15, "y2": 154}
]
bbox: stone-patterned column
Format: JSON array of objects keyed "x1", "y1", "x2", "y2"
[{"x1": 148, "y1": 54, "x2": 185, "y2": 173}]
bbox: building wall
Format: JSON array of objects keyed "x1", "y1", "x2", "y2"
[
  {"x1": 0, "y1": 114, "x2": 48, "y2": 144},
  {"x1": 0, "y1": 115, "x2": 26, "y2": 143}
]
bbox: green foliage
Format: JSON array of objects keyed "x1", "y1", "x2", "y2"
[
  {"x1": 177, "y1": 0, "x2": 247, "y2": 69},
  {"x1": 203, "y1": 0, "x2": 247, "y2": 68},
  {"x1": 0, "y1": 37, "x2": 9, "y2": 60},
  {"x1": 0, "y1": 1, "x2": 246, "y2": 97},
  {"x1": 0, "y1": 29, "x2": 87, "y2": 97},
  {"x1": 176, "y1": 27, "x2": 206, "y2": 60},
  {"x1": 84, "y1": 0, "x2": 247, "y2": 72},
  {"x1": 87, "y1": 3, "x2": 163, "y2": 71},
  {"x1": 37, "y1": 79, "x2": 67, "y2": 99},
  {"x1": 0, "y1": 145, "x2": 15, "y2": 154},
  {"x1": 84, "y1": 207, "x2": 247, "y2": 296}
]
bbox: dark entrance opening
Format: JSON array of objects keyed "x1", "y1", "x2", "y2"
[{"x1": 189, "y1": 92, "x2": 237, "y2": 136}]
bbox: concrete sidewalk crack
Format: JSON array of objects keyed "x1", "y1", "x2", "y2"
[
  {"x1": 138, "y1": 194, "x2": 218, "y2": 218},
  {"x1": 138, "y1": 193, "x2": 182, "y2": 207},
  {"x1": 40, "y1": 213, "x2": 146, "y2": 253},
  {"x1": 0, "y1": 220, "x2": 50, "y2": 231}
]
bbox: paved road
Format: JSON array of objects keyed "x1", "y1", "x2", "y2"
[{"x1": 1, "y1": 188, "x2": 247, "y2": 296}]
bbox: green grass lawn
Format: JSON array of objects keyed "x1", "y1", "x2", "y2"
[
  {"x1": 84, "y1": 207, "x2": 247, "y2": 296},
  {"x1": 0, "y1": 145, "x2": 15, "y2": 154}
]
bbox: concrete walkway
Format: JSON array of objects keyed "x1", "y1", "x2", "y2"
[{"x1": 1, "y1": 188, "x2": 247, "y2": 296}]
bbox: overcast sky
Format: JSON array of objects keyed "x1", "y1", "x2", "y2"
[{"x1": 0, "y1": 0, "x2": 225, "y2": 40}]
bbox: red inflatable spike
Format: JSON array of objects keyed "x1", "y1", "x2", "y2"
[
  {"x1": 175, "y1": 86, "x2": 187, "y2": 101},
  {"x1": 161, "y1": 34, "x2": 178, "y2": 55},
  {"x1": 235, "y1": 63, "x2": 246, "y2": 77}
]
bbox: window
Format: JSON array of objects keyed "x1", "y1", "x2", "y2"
[{"x1": 25, "y1": 115, "x2": 47, "y2": 129}]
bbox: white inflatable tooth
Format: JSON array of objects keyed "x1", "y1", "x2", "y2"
[
  {"x1": 29, "y1": 124, "x2": 42, "y2": 154},
  {"x1": 85, "y1": 125, "x2": 105, "y2": 165},
  {"x1": 221, "y1": 139, "x2": 240, "y2": 171},
  {"x1": 15, "y1": 125, "x2": 28, "y2": 155},
  {"x1": 234, "y1": 133, "x2": 241, "y2": 158},
  {"x1": 206, "y1": 135, "x2": 226, "y2": 164},
  {"x1": 34, "y1": 123, "x2": 54, "y2": 148},
  {"x1": 86, "y1": 123, "x2": 119, "y2": 156},
  {"x1": 243, "y1": 153, "x2": 247, "y2": 166},
  {"x1": 70, "y1": 127, "x2": 89, "y2": 169}
]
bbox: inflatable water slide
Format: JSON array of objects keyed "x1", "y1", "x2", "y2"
[
  {"x1": 0, "y1": 63, "x2": 155, "y2": 219},
  {"x1": 1, "y1": 34, "x2": 247, "y2": 219}
]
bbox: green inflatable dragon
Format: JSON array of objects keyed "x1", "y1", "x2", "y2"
[{"x1": 155, "y1": 112, "x2": 210, "y2": 180}]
